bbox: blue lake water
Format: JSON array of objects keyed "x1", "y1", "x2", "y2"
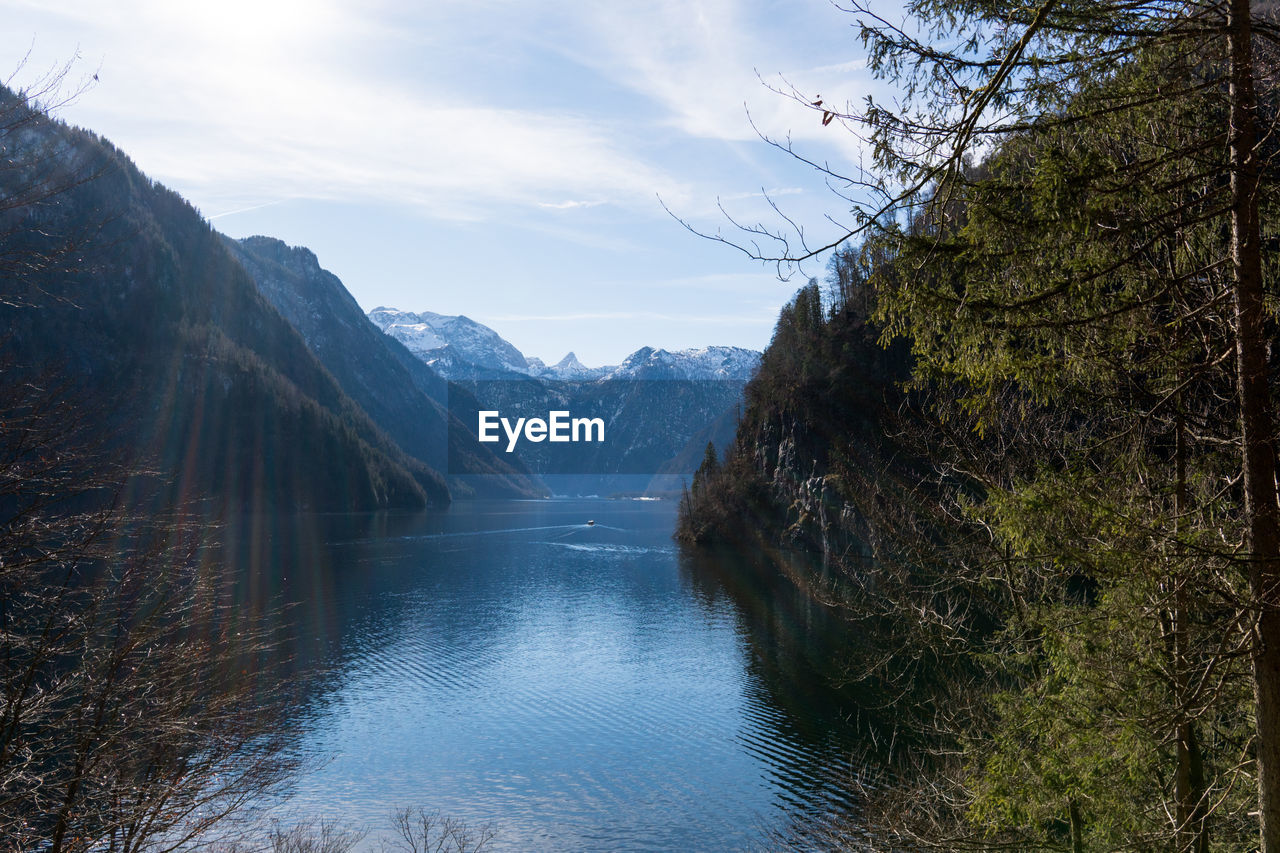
[{"x1": 253, "y1": 499, "x2": 863, "y2": 850}]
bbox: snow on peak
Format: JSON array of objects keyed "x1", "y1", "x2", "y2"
[
  {"x1": 604, "y1": 345, "x2": 760, "y2": 381},
  {"x1": 536, "y1": 351, "x2": 608, "y2": 380},
  {"x1": 368, "y1": 307, "x2": 530, "y2": 376},
  {"x1": 368, "y1": 306, "x2": 759, "y2": 382}
]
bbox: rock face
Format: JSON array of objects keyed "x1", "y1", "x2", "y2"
[{"x1": 751, "y1": 416, "x2": 858, "y2": 556}]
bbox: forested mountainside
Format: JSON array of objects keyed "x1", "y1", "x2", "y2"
[
  {"x1": 227, "y1": 236, "x2": 544, "y2": 499},
  {"x1": 677, "y1": 267, "x2": 912, "y2": 555},
  {"x1": 679, "y1": 34, "x2": 1280, "y2": 849},
  {"x1": 0, "y1": 86, "x2": 446, "y2": 512}
]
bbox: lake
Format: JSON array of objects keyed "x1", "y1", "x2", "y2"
[{"x1": 248, "y1": 498, "x2": 866, "y2": 850}]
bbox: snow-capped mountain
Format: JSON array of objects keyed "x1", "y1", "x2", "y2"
[
  {"x1": 367, "y1": 305, "x2": 761, "y2": 495},
  {"x1": 602, "y1": 346, "x2": 760, "y2": 381},
  {"x1": 528, "y1": 345, "x2": 760, "y2": 382},
  {"x1": 368, "y1": 306, "x2": 760, "y2": 383},
  {"x1": 534, "y1": 352, "x2": 610, "y2": 381},
  {"x1": 368, "y1": 307, "x2": 531, "y2": 376},
  {"x1": 230, "y1": 242, "x2": 543, "y2": 499}
]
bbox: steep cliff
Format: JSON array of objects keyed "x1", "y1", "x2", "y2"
[{"x1": 677, "y1": 273, "x2": 912, "y2": 558}]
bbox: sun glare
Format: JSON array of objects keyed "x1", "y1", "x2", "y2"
[{"x1": 143, "y1": 0, "x2": 342, "y2": 56}]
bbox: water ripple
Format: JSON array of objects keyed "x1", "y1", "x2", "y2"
[{"x1": 275, "y1": 500, "x2": 863, "y2": 850}]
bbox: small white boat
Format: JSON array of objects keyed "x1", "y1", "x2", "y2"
[{"x1": 586, "y1": 520, "x2": 595, "y2": 526}]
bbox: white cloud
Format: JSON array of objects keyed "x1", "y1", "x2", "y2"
[
  {"x1": 537, "y1": 200, "x2": 606, "y2": 210},
  {"x1": 1, "y1": 0, "x2": 885, "y2": 237},
  {"x1": 719, "y1": 186, "x2": 804, "y2": 202},
  {"x1": 2, "y1": 0, "x2": 692, "y2": 220},
  {"x1": 538, "y1": 0, "x2": 880, "y2": 150}
]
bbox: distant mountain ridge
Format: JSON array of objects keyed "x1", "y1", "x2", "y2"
[
  {"x1": 369, "y1": 306, "x2": 759, "y2": 496},
  {"x1": 368, "y1": 306, "x2": 761, "y2": 382},
  {"x1": 541, "y1": 352, "x2": 603, "y2": 381},
  {"x1": 606, "y1": 345, "x2": 760, "y2": 382}
]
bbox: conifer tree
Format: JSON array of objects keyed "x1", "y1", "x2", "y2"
[{"x1": 722, "y1": 0, "x2": 1280, "y2": 845}]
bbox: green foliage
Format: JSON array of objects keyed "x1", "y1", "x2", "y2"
[
  {"x1": 688, "y1": 21, "x2": 1277, "y2": 845},
  {"x1": 875, "y1": 41, "x2": 1261, "y2": 844},
  {"x1": 693, "y1": 441, "x2": 720, "y2": 489},
  {"x1": 970, "y1": 592, "x2": 1167, "y2": 844}
]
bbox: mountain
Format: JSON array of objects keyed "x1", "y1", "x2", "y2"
[
  {"x1": 369, "y1": 305, "x2": 761, "y2": 495},
  {"x1": 540, "y1": 352, "x2": 607, "y2": 381},
  {"x1": 676, "y1": 277, "x2": 912, "y2": 552},
  {"x1": 368, "y1": 307, "x2": 532, "y2": 377},
  {"x1": 368, "y1": 305, "x2": 761, "y2": 382},
  {"x1": 603, "y1": 346, "x2": 760, "y2": 381},
  {"x1": 655, "y1": 401, "x2": 744, "y2": 477},
  {"x1": 0, "y1": 86, "x2": 444, "y2": 512},
  {"x1": 227, "y1": 237, "x2": 543, "y2": 499}
]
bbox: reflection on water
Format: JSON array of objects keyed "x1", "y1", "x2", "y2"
[{"x1": 237, "y1": 500, "x2": 869, "y2": 850}]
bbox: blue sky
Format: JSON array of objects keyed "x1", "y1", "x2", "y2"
[{"x1": 3, "y1": 0, "x2": 887, "y2": 366}]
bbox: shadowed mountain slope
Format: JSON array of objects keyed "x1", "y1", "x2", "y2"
[
  {"x1": 228, "y1": 236, "x2": 543, "y2": 498},
  {"x1": 0, "y1": 87, "x2": 445, "y2": 512}
]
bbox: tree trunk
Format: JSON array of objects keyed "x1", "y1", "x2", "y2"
[
  {"x1": 1228, "y1": 2, "x2": 1280, "y2": 849},
  {"x1": 1174, "y1": 410, "x2": 1210, "y2": 852},
  {"x1": 1069, "y1": 797, "x2": 1085, "y2": 853}
]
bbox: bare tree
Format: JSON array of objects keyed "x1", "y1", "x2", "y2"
[
  {"x1": 0, "y1": 52, "x2": 111, "y2": 302},
  {"x1": 385, "y1": 807, "x2": 496, "y2": 853},
  {"x1": 266, "y1": 819, "x2": 368, "y2": 853},
  {"x1": 0, "y1": 369, "x2": 301, "y2": 852},
  {"x1": 0, "y1": 56, "x2": 300, "y2": 852}
]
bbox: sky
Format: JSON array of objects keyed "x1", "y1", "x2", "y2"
[{"x1": 2, "y1": 0, "x2": 888, "y2": 366}]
